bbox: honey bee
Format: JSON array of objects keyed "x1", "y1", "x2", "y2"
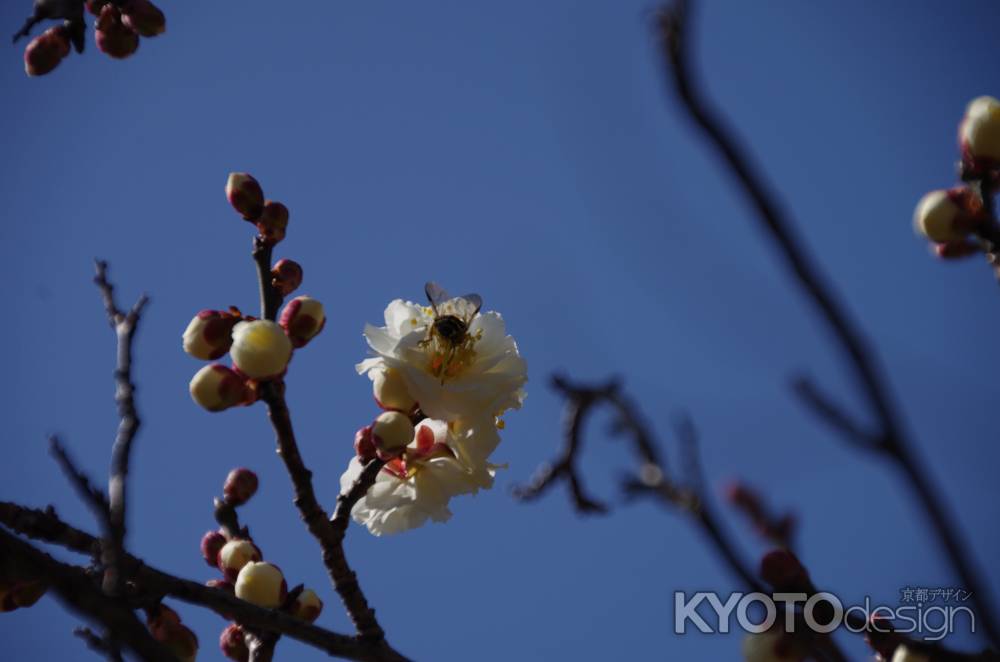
[{"x1": 423, "y1": 282, "x2": 482, "y2": 380}]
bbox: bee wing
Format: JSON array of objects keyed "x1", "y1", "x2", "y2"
[
  {"x1": 458, "y1": 293, "x2": 483, "y2": 319},
  {"x1": 425, "y1": 281, "x2": 452, "y2": 315}
]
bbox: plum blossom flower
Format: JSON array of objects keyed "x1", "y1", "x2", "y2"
[
  {"x1": 341, "y1": 418, "x2": 499, "y2": 536},
  {"x1": 357, "y1": 298, "x2": 526, "y2": 425}
]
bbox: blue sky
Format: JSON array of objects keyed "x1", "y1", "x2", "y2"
[{"x1": 2, "y1": 1, "x2": 999, "y2": 659}]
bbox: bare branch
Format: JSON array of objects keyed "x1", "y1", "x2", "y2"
[
  {"x1": 74, "y1": 627, "x2": 125, "y2": 662},
  {"x1": 252, "y1": 237, "x2": 284, "y2": 322}
]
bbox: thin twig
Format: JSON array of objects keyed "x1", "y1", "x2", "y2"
[
  {"x1": 657, "y1": 0, "x2": 999, "y2": 646},
  {"x1": 74, "y1": 627, "x2": 125, "y2": 662}
]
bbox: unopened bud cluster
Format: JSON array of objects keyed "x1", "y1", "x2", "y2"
[
  {"x1": 21, "y1": 0, "x2": 165, "y2": 76},
  {"x1": 185, "y1": 173, "x2": 326, "y2": 412},
  {"x1": 913, "y1": 95, "x2": 1000, "y2": 262}
]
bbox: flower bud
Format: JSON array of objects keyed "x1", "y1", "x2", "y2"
[
  {"x1": 913, "y1": 189, "x2": 975, "y2": 243},
  {"x1": 230, "y1": 320, "x2": 293, "y2": 380},
  {"x1": 271, "y1": 259, "x2": 303, "y2": 296},
  {"x1": 23, "y1": 26, "x2": 71, "y2": 76},
  {"x1": 256, "y1": 201, "x2": 289, "y2": 244},
  {"x1": 934, "y1": 240, "x2": 980, "y2": 259},
  {"x1": 226, "y1": 173, "x2": 265, "y2": 221},
  {"x1": 278, "y1": 296, "x2": 325, "y2": 348},
  {"x1": 371, "y1": 411, "x2": 415, "y2": 458},
  {"x1": 372, "y1": 367, "x2": 416, "y2": 412},
  {"x1": 354, "y1": 425, "x2": 376, "y2": 461},
  {"x1": 121, "y1": 0, "x2": 166, "y2": 37},
  {"x1": 223, "y1": 468, "x2": 259, "y2": 506},
  {"x1": 292, "y1": 588, "x2": 323, "y2": 622},
  {"x1": 891, "y1": 645, "x2": 930, "y2": 662},
  {"x1": 155, "y1": 623, "x2": 198, "y2": 662},
  {"x1": 218, "y1": 539, "x2": 261, "y2": 583},
  {"x1": 183, "y1": 310, "x2": 239, "y2": 360},
  {"x1": 960, "y1": 96, "x2": 1000, "y2": 167},
  {"x1": 189, "y1": 364, "x2": 249, "y2": 412},
  {"x1": 235, "y1": 561, "x2": 287, "y2": 609},
  {"x1": 10, "y1": 580, "x2": 46, "y2": 608},
  {"x1": 200, "y1": 530, "x2": 227, "y2": 567},
  {"x1": 95, "y1": 5, "x2": 140, "y2": 59},
  {"x1": 760, "y1": 549, "x2": 810, "y2": 592},
  {"x1": 219, "y1": 623, "x2": 250, "y2": 662}
]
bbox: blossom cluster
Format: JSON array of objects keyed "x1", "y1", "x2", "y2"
[
  {"x1": 184, "y1": 173, "x2": 325, "y2": 412},
  {"x1": 342, "y1": 295, "x2": 527, "y2": 535},
  {"x1": 200, "y1": 468, "x2": 324, "y2": 661},
  {"x1": 913, "y1": 95, "x2": 1000, "y2": 260},
  {"x1": 20, "y1": 0, "x2": 165, "y2": 77}
]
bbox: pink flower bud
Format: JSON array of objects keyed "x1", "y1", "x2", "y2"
[
  {"x1": 189, "y1": 364, "x2": 249, "y2": 412},
  {"x1": 95, "y1": 5, "x2": 140, "y2": 59},
  {"x1": 960, "y1": 96, "x2": 1000, "y2": 170},
  {"x1": 121, "y1": 0, "x2": 166, "y2": 37},
  {"x1": 24, "y1": 27, "x2": 71, "y2": 77},
  {"x1": 256, "y1": 201, "x2": 289, "y2": 244},
  {"x1": 200, "y1": 530, "x2": 227, "y2": 567},
  {"x1": 226, "y1": 173, "x2": 265, "y2": 221},
  {"x1": 183, "y1": 309, "x2": 239, "y2": 360},
  {"x1": 292, "y1": 588, "x2": 323, "y2": 623},
  {"x1": 278, "y1": 296, "x2": 325, "y2": 348},
  {"x1": 219, "y1": 623, "x2": 250, "y2": 662},
  {"x1": 217, "y1": 539, "x2": 262, "y2": 583},
  {"x1": 235, "y1": 562, "x2": 287, "y2": 608},
  {"x1": 372, "y1": 367, "x2": 416, "y2": 412},
  {"x1": 223, "y1": 468, "x2": 259, "y2": 506},
  {"x1": 354, "y1": 425, "x2": 376, "y2": 461},
  {"x1": 230, "y1": 320, "x2": 293, "y2": 380},
  {"x1": 371, "y1": 411, "x2": 415, "y2": 458},
  {"x1": 271, "y1": 258, "x2": 303, "y2": 296}
]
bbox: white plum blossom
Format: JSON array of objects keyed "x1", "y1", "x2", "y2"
[
  {"x1": 357, "y1": 299, "x2": 527, "y2": 425},
  {"x1": 341, "y1": 418, "x2": 500, "y2": 536}
]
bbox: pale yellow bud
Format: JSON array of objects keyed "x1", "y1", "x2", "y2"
[
  {"x1": 372, "y1": 368, "x2": 416, "y2": 412},
  {"x1": 230, "y1": 320, "x2": 292, "y2": 379},
  {"x1": 371, "y1": 411, "x2": 415, "y2": 453},
  {"x1": 189, "y1": 364, "x2": 247, "y2": 412},
  {"x1": 913, "y1": 190, "x2": 964, "y2": 243},
  {"x1": 292, "y1": 588, "x2": 323, "y2": 622},
  {"x1": 961, "y1": 95, "x2": 1000, "y2": 162},
  {"x1": 235, "y1": 561, "x2": 286, "y2": 608}
]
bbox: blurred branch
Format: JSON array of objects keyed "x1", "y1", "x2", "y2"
[{"x1": 657, "y1": 0, "x2": 999, "y2": 647}]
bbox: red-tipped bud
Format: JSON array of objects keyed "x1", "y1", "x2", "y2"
[
  {"x1": 226, "y1": 173, "x2": 265, "y2": 221},
  {"x1": 24, "y1": 26, "x2": 71, "y2": 77},
  {"x1": 217, "y1": 539, "x2": 262, "y2": 583},
  {"x1": 183, "y1": 309, "x2": 240, "y2": 360},
  {"x1": 354, "y1": 425, "x2": 376, "y2": 461},
  {"x1": 760, "y1": 549, "x2": 810, "y2": 592},
  {"x1": 292, "y1": 588, "x2": 323, "y2": 623},
  {"x1": 189, "y1": 364, "x2": 250, "y2": 412},
  {"x1": 121, "y1": 0, "x2": 166, "y2": 37},
  {"x1": 278, "y1": 296, "x2": 326, "y2": 348},
  {"x1": 220, "y1": 623, "x2": 250, "y2": 662},
  {"x1": 95, "y1": 5, "x2": 140, "y2": 59},
  {"x1": 271, "y1": 259, "x2": 303, "y2": 296},
  {"x1": 256, "y1": 201, "x2": 289, "y2": 244},
  {"x1": 371, "y1": 411, "x2": 415, "y2": 459},
  {"x1": 223, "y1": 468, "x2": 259, "y2": 506},
  {"x1": 200, "y1": 530, "x2": 227, "y2": 568},
  {"x1": 235, "y1": 562, "x2": 287, "y2": 608}
]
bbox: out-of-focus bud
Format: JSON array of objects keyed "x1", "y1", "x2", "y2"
[
  {"x1": 354, "y1": 425, "x2": 376, "y2": 461},
  {"x1": 960, "y1": 96, "x2": 1000, "y2": 168},
  {"x1": 24, "y1": 26, "x2": 72, "y2": 77},
  {"x1": 220, "y1": 623, "x2": 250, "y2": 662},
  {"x1": 226, "y1": 173, "x2": 265, "y2": 221},
  {"x1": 189, "y1": 364, "x2": 249, "y2": 412},
  {"x1": 95, "y1": 5, "x2": 140, "y2": 59},
  {"x1": 913, "y1": 189, "x2": 980, "y2": 243},
  {"x1": 154, "y1": 623, "x2": 199, "y2": 662},
  {"x1": 183, "y1": 310, "x2": 240, "y2": 360},
  {"x1": 10, "y1": 580, "x2": 47, "y2": 609},
  {"x1": 741, "y1": 630, "x2": 803, "y2": 662},
  {"x1": 256, "y1": 201, "x2": 288, "y2": 244},
  {"x1": 86, "y1": 0, "x2": 110, "y2": 15},
  {"x1": 278, "y1": 296, "x2": 325, "y2": 348},
  {"x1": 218, "y1": 539, "x2": 262, "y2": 583},
  {"x1": 934, "y1": 240, "x2": 980, "y2": 259},
  {"x1": 235, "y1": 562, "x2": 287, "y2": 609},
  {"x1": 200, "y1": 530, "x2": 227, "y2": 568},
  {"x1": 271, "y1": 259, "x2": 303, "y2": 297},
  {"x1": 760, "y1": 549, "x2": 810, "y2": 592},
  {"x1": 121, "y1": 0, "x2": 166, "y2": 37},
  {"x1": 292, "y1": 588, "x2": 323, "y2": 622},
  {"x1": 230, "y1": 320, "x2": 293, "y2": 380},
  {"x1": 371, "y1": 411, "x2": 415, "y2": 459},
  {"x1": 371, "y1": 367, "x2": 416, "y2": 412},
  {"x1": 891, "y1": 645, "x2": 931, "y2": 662},
  {"x1": 223, "y1": 468, "x2": 259, "y2": 506}
]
